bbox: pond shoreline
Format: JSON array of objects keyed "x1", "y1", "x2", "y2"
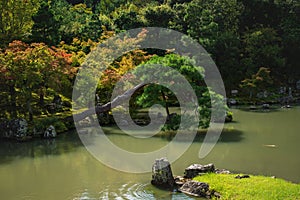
[
  {"x1": 1, "y1": 103, "x2": 298, "y2": 141},
  {"x1": 152, "y1": 159, "x2": 300, "y2": 199}
]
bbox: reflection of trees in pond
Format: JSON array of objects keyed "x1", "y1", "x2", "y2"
[
  {"x1": 160, "y1": 128, "x2": 244, "y2": 143},
  {"x1": 238, "y1": 106, "x2": 280, "y2": 113},
  {"x1": 0, "y1": 132, "x2": 83, "y2": 164}
]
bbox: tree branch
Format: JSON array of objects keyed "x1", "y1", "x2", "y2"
[{"x1": 73, "y1": 82, "x2": 148, "y2": 122}]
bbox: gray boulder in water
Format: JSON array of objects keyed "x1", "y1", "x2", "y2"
[
  {"x1": 151, "y1": 157, "x2": 175, "y2": 189},
  {"x1": 44, "y1": 125, "x2": 57, "y2": 138}
]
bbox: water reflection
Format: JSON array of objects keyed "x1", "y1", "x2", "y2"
[
  {"x1": 0, "y1": 107, "x2": 300, "y2": 199},
  {"x1": 71, "y1": 183, "x2": 195, "y2": 200},
  {"x1": 158, "y1": 128, "x2": 245, "y2": 143},
  {"x1": 0, "y1": 133, "x2": 83, "y2": 164}
]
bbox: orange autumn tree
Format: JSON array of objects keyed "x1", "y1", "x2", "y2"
[
  {"x1": 0, "y1": 40, "x2": 75, "y2": 120},
  {"x1": 240, "y1": 67, "x2": 273, "y2": 101},
  {"x1": 69, "y1": 28, "x2": 151, "y2": 104},
  {"x1": 98, "y1": 49, "x2": 152, "y2": 102}
]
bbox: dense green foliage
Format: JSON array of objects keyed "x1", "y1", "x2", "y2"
[
  {"x1": 2, "y1": 0, "x2": 298, "y2": 88},
  {"x1": 0, "y1": 0, "x2": 299, "y2": 123},
  {"x1": 194, "y1": 173, "x2": 300, "y2": 199},
  {"x1": 133, "y1": 54, "x2": 227, "y2": 128}
]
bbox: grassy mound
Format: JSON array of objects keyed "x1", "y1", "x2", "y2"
[{"x1": 194, "y1": 173, "x2": 300, "y2": 199}]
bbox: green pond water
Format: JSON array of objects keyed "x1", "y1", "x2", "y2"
[{"x1": 1, "y1": 107, "x2": 300, "y2": 199}]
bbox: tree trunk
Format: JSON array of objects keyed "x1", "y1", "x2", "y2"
[
  {"x1": 26, "y1": 92, "x2": 33, "y2": 122},
  {"x1": 9, "y1": 85, "x2": 17, "y2": 118},
  {"x1": 161, "y1": 90, "x2": 170, "y2": 118},
  {"x1": 39, "y1": 88, "x2": 44, "y2": 107}
]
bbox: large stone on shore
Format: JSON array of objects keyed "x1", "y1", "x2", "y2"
[
  {"x1": 151, "y1": 158, "x2": 175, "y2": 189},
  {"x1": 262, "y1": 103, "x2": 270, "y2": 109},
  {"x1": 44, "y1": 125, "x2": 57, "y2": 138},
  {"x1": 179, "y1": 180, "x2": 210, "y2": 198},
  {"x1": 184, "y1": 164, "x2": 215, "y2": 178}
]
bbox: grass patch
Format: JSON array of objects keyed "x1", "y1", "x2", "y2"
[{"x1": 194, "y1": 173, "x2": 300, "y2": 199}]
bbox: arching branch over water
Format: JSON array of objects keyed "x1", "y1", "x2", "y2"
[{"x1": 73, "y1": 82, "x2": 148, "y2": 122}]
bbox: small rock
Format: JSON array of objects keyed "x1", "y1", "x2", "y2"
[
  {"x1": 44, "y1": 125, "x2": 57, "y2": 138},
  {"x1": 174, "y1": 176, "x2": 189, "y2": 187},
  {"x1": 79, "y1": 117, "x2": 92, "y2": 127},
  {"x1": 215, "y1": 168, "x2": 231, "y2": 174},
  {"x1": 179, "y1": 180, "x2": 210, "y2": 198},
  {"x1": 212, "y1": 191, "x2": 222, "y2": 198},
  {"x1": 262, "y1": 104, "x2": 270, "y2": 109},
  {"x1": 184, "y1": 164, "x2": 215, "y2": 178},
  {"x1": 235, "y1": 174, "x2": 250, "y2": 179}
]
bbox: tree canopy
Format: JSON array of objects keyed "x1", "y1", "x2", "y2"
[{"x1": 0, "y1": 0, "x2": 299, "y2": 123}]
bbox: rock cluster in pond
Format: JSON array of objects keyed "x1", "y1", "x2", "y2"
[
  {"x1": 0, "y1": 118, "x2": 62, "y2": 140},
  {"x1": 151, "y1": 158, "x2": 231, "y2": 199},
  {"x1": 0, "y1": 118, "x2": 28, "y2": 140},
  {"x1": 184, "y1": 163, "x2": 215, "y2": 178}
]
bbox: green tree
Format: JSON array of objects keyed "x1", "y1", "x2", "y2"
[
  {"x1": 0, "y1": 0, "x2": 40, "y2": 46},
  {"x1": 240, "y1": 0, "x2": 282, "y2": 31},
  {"x1": 279, "y1": 0, "x2": 300, "y2": 81},
  {"x1": 214, "y1": 32, "x2": 241, "y2": 92},
  {"x1": 133, "y1": 54, "x2": 227, "y2": 128},
  {"x1": 31, "y1": 0, "x2": 61, "y2": 45},
  {"x1": 109, "y1": 3, "x2": 145, "y2": 31},
  {"x1": 182, "y1": 0, "x2": 243, "y2": 51},
  {"x1": 241, "y1": 27, "x2": 285, "y2": 79},
  {"x1": 51, "y1": 1, "x2": 101, "y2": 43},
  {"x1": 94, "y1": 0, "x2": 128, "y2": 14},
  {"x1": 143, "y1": 4, "x2": 175, "y2": 27}
]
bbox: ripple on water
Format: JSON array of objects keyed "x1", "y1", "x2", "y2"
[
  {"x1": 72, "y1": 189, "x2": 97, "y2": 200},
  {"x1": 71, "y1": 183, "x2": 194, "y2": 200},
  {"x1": 97, "y1": 182, "x2": 194, "y2": 200},
  {"x1": 99, "y1": 183, "x2": 154, "y2": 200}
]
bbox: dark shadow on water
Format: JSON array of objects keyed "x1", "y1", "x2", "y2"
[
  {"x1": 0, "y1": 125, "x2": 243, "y2": 166},
  {"x1": 0, "y1": 132, "x2": 83, "y2": 165},
  {"x1": 236, "y1": 106, "x2": 281, "y2": 113},
  {"x1": 101, "y1": 125, "x2": 244, "y2": 143},
  {"x1": 210, "y1": 129, "x2": 244, "y2": 143},
  {"x1": 157, "y1": 128, "x2": 244, "y2": 143},
  {"x1": 227, "y1": 120, "x2": 239, "y2": 124}
]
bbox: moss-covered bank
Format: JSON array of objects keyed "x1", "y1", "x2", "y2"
[{"x1": 194, "y1": 173, "x2": 300, "y2": 199}]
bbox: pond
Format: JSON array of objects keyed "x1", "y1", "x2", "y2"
[{"x1": 1, "y1": 107, "x2": 300, "y2": 199}]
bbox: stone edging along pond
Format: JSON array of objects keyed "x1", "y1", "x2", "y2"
[
  {"x1": 151, "y1": 158, "x2": 227, "y2": 199},
  {"x1": 0, "y1": 115, "x2": 75, "y2": 141}
]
